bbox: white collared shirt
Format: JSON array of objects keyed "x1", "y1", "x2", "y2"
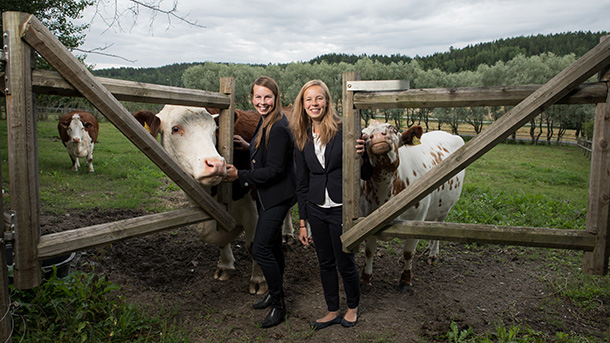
[{"x1": 313, "y1": 130, "x2": 341, "y2": 208}]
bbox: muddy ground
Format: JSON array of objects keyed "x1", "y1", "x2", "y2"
[{"x1": 40, "y1": 207, "x2": 609, "y2": 343}]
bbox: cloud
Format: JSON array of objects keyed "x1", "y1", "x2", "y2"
[{"x1": 75, "y1": 0, "x2": 610, "y2": 69}]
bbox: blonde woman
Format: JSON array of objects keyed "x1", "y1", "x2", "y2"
[{"x1": 290, "y1": 80, "x2": 370, "y2": 330}]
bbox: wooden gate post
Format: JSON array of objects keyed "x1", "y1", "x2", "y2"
[
  {"x1": 217, "y1": 77, "x2": 236, "y2": 206},
  {"x1": 583, "y1": 36, "x2": 610, "y2": 275},
  {"x1": 3, "y1": 11, "x2": 42, "y2": 289},
  {"x1": 0, "y1": 137, "x2": 11, "y2": 343},
  {"x1": 342, "y1": 72, "x2": 361, "y2": 238}
]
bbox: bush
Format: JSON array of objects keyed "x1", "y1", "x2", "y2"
[{"x1": 8, "y1": 268, "x2": 188, "y2": 342}]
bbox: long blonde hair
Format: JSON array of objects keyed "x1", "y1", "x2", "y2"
[
  {"x1": 252, "y1": 76, "x2": 283, "y2": 149},
  {"x1": 290, "y1": 80, "x2": 340, "y2": 151}
]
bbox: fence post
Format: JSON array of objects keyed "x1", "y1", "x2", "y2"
[
  {"x1": 0, "y1": 137, "x2": 11, "y2": 343},
  {"x1": 342, "y1": 72, "x2": 361, "y2": 244},
  {"x1": 583, "y1": 36, "x2": 610, "y2": 275},
  {"x1": 3, "y1": 11, "x2": 42, "y2": 290},
  {"x1": 217, "y1": 77, "x2": 236, "y2": 206}
]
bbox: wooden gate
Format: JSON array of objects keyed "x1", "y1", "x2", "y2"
[
  {"x1": 340, "y1": 36, "x2": 610, "y2": 277},
  {"x1": 1, "y1": 10, "x2": 240, "y2": 321}
]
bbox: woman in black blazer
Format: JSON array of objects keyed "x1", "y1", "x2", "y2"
[
  {"x1": 291, "y1": 79, "x2": 370, "y2": 330},
  {"x1": 224, "y1": 76, "x2": 296, "y2": 329}
]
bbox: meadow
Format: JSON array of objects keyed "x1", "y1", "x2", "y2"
[{"x1": 0, "y1": 119, "x2": 607, "y2": 342}]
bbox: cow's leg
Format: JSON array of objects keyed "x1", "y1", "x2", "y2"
[
  {"x1": 398, "y1": 238, "x2": 419, "y2": 293},
  {"x1": 214, "y1": 244, "x2": 236, "y2": 281},
  {"x1": 424, "y1": 240, "x2": 440, "y2": 264},
  {"x1": 281, "y1": 212, "x2": 296, "y2": 246},
  {"x1": 193, "y1": 221, "x2": 241, "y2": 282},
  {"x1": 361, "y1": 237, "x2": 377, "y2": 287},
  {"x1": 233, "y1": 197, "x2": 267, "y2": 295},
  {"x1": 72, "y1": 156, "x2": 80, "y2": 171},
  {"x1": 86, "y1": 144, "x2": 95, "y2": 173},
  {"x1": 242, "y1": 217, "x2": 267, "y2": 295}
]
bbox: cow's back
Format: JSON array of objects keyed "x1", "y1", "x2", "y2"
[{"x1": 403, "y1": 131, "x2": 464, "y2": 221}]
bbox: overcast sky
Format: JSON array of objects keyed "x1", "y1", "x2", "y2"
[{"x1": 75, "y1": 0, "x2": 609, "y2": 70}]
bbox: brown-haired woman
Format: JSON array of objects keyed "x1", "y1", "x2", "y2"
[
  {"x1": 290, "y1": 79, "x2": 370, "y2": 330},
  {"x1": 224, "y1": 76, "x2": 296, "y2": 328}
]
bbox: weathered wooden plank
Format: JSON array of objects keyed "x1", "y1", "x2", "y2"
[
  {"x1": 38, "y1": 207, "x2": 213, "y2": 259},
  {"x1": 3, "y1": 11, "x2": 42, "y2": 289},
  {"x1": 346, "y1": 80, "x2": 410, "y2": 91},
  {"x1": 342, "y1": 35, "x2": 610, "y2": 252},
  {"x1": 216, "y1": 77, "x2": 235, "y2": 205},
  {"x1": 583, "y1": 43, "x2": 610, "y2": 275},
  {"x1": 352, "y1": 82, "x2": 607, "y2": 109},
  {"x1": 342, "y1": 72, "x2": 361, "y2": 231},
  {"x1": 375, "y1": 221, "x2": 596, "y2": 251},
  {"x1": 27, "y1": 69, "x2": 230, "y2": 108},
  {"x1": 21, "y1": 14, "x2": 236, "y2": 231}
]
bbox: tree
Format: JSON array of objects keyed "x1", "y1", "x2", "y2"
[{"x1": 0, "y1": 0, "x2": 93, "y2": 65}]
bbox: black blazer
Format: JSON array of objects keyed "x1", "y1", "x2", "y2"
[
  {"x1": 237, "y1": 113, "x2": 296, "y2": 210},
  {"x1": 294, "y1": 125, "x2": 372, "y2": 220}
]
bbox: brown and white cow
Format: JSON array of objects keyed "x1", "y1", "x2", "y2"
[
  {"x1": 133, "y1": 105, "x2": 294, "y2": 294},
  {"x1": 58, "y1": 111, "x2": 99, "y2": 172},
  {"x1": 360, "y1": 121, "x2": 465, "y2": 292}
]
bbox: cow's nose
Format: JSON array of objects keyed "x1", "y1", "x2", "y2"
[
  {"x1": 204, "y1": 157, "x2": 226, "y2": 175},
  {"x1": 72, "y1": 137, "x2": 81, "y2": 143}
]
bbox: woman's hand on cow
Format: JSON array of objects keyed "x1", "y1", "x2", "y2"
[
  {"x1": 224, "y1": 164, "x2": 238, "y2": 182},
  {"x1": 233, "y1": 135, "x2": 250, "y2": 151},
  {"x1": 355, "y1": 138, "x2": 366, "y2": 156}
]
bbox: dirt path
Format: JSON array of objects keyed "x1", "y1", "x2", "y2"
[{"x1": 42, "y1": 209, "x2": 608, "y2": 342}]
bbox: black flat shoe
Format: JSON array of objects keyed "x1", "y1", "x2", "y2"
[
  {"x1": 341, "y1": 309, "x2": 359, "y2": 328},
  {"x1": 260, "y1": 307, "x2": 286, "y2": 328},
  {"x1": 253, "y1": 293, "x2": 272, "y2": 310},
  {"x1": 311, "y1": 315, "x2": 342, "y2": 330}
]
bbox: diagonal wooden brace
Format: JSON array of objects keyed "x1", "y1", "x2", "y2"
[
  {"x1": 20, "y1": 13, "x2": 236, "y2": 231},
  {"x1": 341, "y1": 36, "x2": 610, "y2": 252}
]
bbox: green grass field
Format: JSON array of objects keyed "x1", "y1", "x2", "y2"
[{"x1": 2, "y1": 120, "x2": 180, "y2": 214}]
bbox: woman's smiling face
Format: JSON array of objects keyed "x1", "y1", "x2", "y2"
[
  {"x1": 252, "y1": 85, "x2": 275, "y2": 116},
  {"x1": 303, "y1": 85, "x2": 327, "y2": 122}
]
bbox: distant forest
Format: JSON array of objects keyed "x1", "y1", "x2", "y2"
[
  {"x1": 92, "y1": 31, "x2": 607, "y2": 86},
  {"x1": 81, "y1": 31, "x2": 607, "y2": 144}
]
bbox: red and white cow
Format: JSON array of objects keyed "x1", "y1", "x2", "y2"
[
  {"x1": 58, "y1": 111, "x2": 99, "y2": 172},
  {"x1": 133, "y1": 105, "x2": 293, "y2": 294},
  {"x1": 360, "y1": 121, "x2": 465, "y2": 292}
]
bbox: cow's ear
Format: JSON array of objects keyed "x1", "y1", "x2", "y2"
[
  {"x1": 133, "y1": 110, "x2": 161, "y2": 138},
  {"x1": 401, "y1": 125, "x2": 424, "y2": 146}
]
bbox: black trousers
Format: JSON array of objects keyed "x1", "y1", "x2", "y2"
[
  {"x1": 251, "y1": 199, "x2": 292, "y2": 308},
  {"x1": 307, "y1": 203, "x2": 360, "y2": 311}
]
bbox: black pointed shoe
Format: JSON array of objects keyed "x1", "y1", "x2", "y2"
[
  {"x1": 253, "y1": 293, "x2": 272, "y2": 310},
  {"x1": 341, "y1": 308, "x2": 360, "y2": 328},
  {"x1": 311, "y1": 315, "x2": 342, "y2": 330},
  {"x1": 260, "y1": 307, "x2": 286, "y2": 328}
]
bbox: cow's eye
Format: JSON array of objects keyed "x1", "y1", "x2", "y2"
[{"x1": 171, "y1": 126, "x2": 185, "y2": 135}]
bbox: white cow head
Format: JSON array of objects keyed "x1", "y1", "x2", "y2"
[
  {"x1": 362, "y1": 120, "x2": 424, "y2": 168},
  {"x1": 65, "y1": 114, "x2": 89, "y2": 144},
  {"x1": 141, "y1": 105, "x2": 227, "y2": 187}
]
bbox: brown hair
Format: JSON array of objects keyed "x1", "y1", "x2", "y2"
[
  {"x1": 251, "y1": 76, "x2": 283, "y2": 149},
  {"x1": 290, "y1": 79, "x2": 340, "y2": 151}
]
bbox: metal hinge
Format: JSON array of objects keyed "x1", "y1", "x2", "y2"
[
  {"x1": 2, "y1": 31, "x2": 9, "y2": 95},
  {"x1": 3, "y1": 210, "x2": 16, "y2": 243}
]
